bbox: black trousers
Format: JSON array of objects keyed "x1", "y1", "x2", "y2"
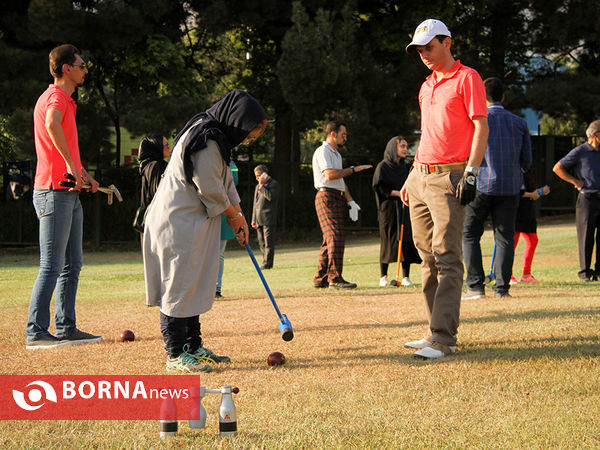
[
  {"x1": 463, "y1": 192, "x2": 520, "y2": 294},
  {"x1": 576, "y1": 193, "x2": 600, "y2": 280},
  {"x1": 256, "y1": 225, "x2": 275, "y2": 267},
  {"x1": 160, "y1": 312, "x2": 202, "y2": 358}
]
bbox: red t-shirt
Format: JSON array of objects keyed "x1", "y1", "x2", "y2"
[
  {"x1": 416, "y1": 60, "x2": 487, "y2": 164},
  {"x1": 33, "y1": 84, "x2": 82, "y2": 190}
]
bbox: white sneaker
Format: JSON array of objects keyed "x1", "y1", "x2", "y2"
[
  {"x1": 414, "y1": 342, "x2": 456, "y2": 359},
  {"x1": 379, "y1": 276, "x2": 388, "y2": 287},
  {"x1": 401, "y1": 277, "x2": 414, "y2": 287},
  {"x1": 404, "y1": 338, "x2": 431, "y2": 349}
]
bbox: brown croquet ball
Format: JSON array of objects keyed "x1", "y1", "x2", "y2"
[
  {"x1": 119, "y1": 329, "x2": 135, "y2": 342},
  {"x1": 267, "y1": 351, "x2": 285, "y2": 366}
]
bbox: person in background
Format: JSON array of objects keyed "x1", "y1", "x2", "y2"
[
  {"x1": 373, "y1": 136, "x2": 421, "y2": 287},
  {"x1": 553, "y1": 120, "x2": 600, "y2": 282},
  {"x1": 462, "y1": 77, "x2": 532, "y2": 300},
  {"x1": 312, "y1": 120, "x2": 372, "y2": 289},
  {"x1": 143, "y1": 89, "x2": 267, "y2": 373},
  {"x1": 511, "y1": 168, "x2": 550, "y2": 284},
  {"x1": 135, "y1": 134, "x2": 169, "y2": 233},
  {"x1": 26, "y1": 44, "x2": 103, "y2": 349},
  {"x1": 216, "y1": 160, "x2": 239, "y2": 297},
  {"x1": 251, "y1": 164, "x2": 280, "y2": 269}
]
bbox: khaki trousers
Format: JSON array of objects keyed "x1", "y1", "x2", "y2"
[{"x1": 405, "y1": 169, "x2": 465, "y2": 346}]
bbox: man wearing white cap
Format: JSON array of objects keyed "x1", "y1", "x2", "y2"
[{"x1": 400, "y1": 19, "x2": 489, "y2": 359}]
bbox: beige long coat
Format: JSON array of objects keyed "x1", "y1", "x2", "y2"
[{"x1": 143, "y1": 132, "x2": 240, "y2": 318}]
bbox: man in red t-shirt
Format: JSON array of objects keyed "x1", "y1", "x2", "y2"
[
  {"x1": 400, "y1": 19, "x2": 489, "y2": 359},
  {"x1": 26, "y1": 44, "x2": 103, "y2": 349}
]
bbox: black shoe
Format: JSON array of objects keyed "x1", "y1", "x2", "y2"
[
  {"x1": 329, "y1": 280, "x2": 357, "y2": 289},
  {"x1": 215, "y1": 291, "x2": 223, "y2": 298},
  {"x1": 58, "y1": 329, "x2": 103, "y2": 347},
  {"x1": 495, "y1": 291, "x2": 512, "y2": 298},
  {"x1": 26, "y1": 334, "x2": 62, "y2": 350},
  {"x1": 314, "y1": 283, "x2": 328, "y2": 288},
  {"x1": 260, "y1": 264, "x2": 272, "y2": 270}
]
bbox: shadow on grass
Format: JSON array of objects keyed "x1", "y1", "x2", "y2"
[
  {"x1": 458, "y1": 336, "x2": 600, "y2": 362},
  {"x1": 461, "y1": 306, "x2": 600, "y2": 325}
]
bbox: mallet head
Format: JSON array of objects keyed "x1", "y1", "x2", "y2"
[
  {"x1": 109, "y1": 184, "x2": 123, "y2": 202},
  {"x1": 279, "y1": 314, "x2": 293, "y2": 341},
  {"x1": 390, "y1": 279, "x2": 398, "y2": 286}
]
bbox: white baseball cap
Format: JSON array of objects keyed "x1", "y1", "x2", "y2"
[{"x1": 405, "y1": 19, "x2": 451, "y2": 54}]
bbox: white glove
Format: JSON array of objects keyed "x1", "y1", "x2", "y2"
[{"x1": 348, "y1": 201, "x2": 361, "y2": 222}]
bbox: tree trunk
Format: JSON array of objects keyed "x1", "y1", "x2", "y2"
[{"x1": 113, "y1": 117, "x2": 121, "y2": 168}]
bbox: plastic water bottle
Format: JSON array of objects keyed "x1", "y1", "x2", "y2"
[
  {"x1": 218, "y1": 386, "x2": 237, "y2": 438},
  {"x1": 536, "y1": 185, "x2": 550, "y2": 196},
  {"x1": 159, "y1": 396, "x2": 178, "y2": 440},
  {"x1": 189, "y1": 386, "x2": 207, "y2": 429}
]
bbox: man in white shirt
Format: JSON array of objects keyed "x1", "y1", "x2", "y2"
[{"x1": 312, "y1": 120, "x2": 372, "y2": 289}]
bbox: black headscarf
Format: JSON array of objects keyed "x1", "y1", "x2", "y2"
[
  {"x1": 372, "y1": 136, "x2": 410, "y2": 193},
  {"x1": 173, "y1": 89, "x2": 267, "y2": 188},
  {"x1": 138, "y1": 134, "x2": 165, "y2": 174}
]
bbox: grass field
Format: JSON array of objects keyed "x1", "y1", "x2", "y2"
[{"x1": 1, "y1": 221, "x2": 599, "y2": 448}]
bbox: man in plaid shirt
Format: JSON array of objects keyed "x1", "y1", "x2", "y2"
[{"x1": 462, "y1": 77, "x2": 532, "y2": 300}]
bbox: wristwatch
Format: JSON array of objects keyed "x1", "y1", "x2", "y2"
[
  {"x1": 350, "y1": 166, "x2": 355, "y2": 173},
  {"x1": 465, "y1": 166, "x2": 480, "y2": 176}
]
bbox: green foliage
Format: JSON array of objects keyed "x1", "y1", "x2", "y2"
[
  {"x1": 539, "y1": 113, "x2": 586, "y2": 137},
  {"x1": 0, "y1": 116, "x2": 17, "y2": 163}
]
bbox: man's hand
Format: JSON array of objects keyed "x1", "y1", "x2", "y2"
[
  {"x1": 354, "y1": 164, "x2": 373, "y2": 172},
  {"x1": 400, "y1": 185, "x2": 410, "y2": 207},
  {"x1": 348, "y1": 200, "x2": 361, "y2": 221},
  {"x1": 251, "y1": 220, "x2": 258, "y2": 229},
  {"x1": 81, "y1": 168, "x2": 99, "y2": 193},
  {"x1": 456, "y1": 171, "x2": 477, "y2": 205}
]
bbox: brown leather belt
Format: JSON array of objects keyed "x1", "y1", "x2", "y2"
[
  {"x1": 413, "y1": 161, "x2": 467, "y2": 174},
  {"x1": 318, "y1": 187, "x2": 344, "y2": 196}
]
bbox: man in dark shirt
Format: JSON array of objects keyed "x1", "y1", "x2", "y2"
[
  {"x1": 553, "y1": 120, "x2": 600, "y2": 282},
  {"x1": 251, "y1": 165, "x2": 280, "y2": 269},
  {"x1": 462, "y1": 77, "x2": 532, "y2": 300}
]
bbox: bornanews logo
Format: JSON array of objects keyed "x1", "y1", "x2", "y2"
[{"x1": 1, "y1": 375, "x2": 200, "y2": 420}]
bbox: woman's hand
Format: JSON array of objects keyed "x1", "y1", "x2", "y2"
[{"x1": 226, "y1": 212, "x2": 249, "y2": 246}]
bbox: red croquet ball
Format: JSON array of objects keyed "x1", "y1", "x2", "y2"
[
  {"x1": 119, "y1": 329, "x2": 135, "y2": 342},
  {"x1": 267, "y1": 352, "x2": 285, "y2": 366}
]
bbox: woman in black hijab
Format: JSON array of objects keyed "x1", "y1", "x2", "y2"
[
  {"x1": 143, "y1": 90, "x2": 267, "y2": 373},
  {"x1": 134, "y1": 134, "x2": 169, "y2": 232},
  {"x1": 373, "y1": 136, "x2": 421, "y2": 287}
]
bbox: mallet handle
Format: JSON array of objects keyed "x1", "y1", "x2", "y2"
[{"x1": 245, "y1": 244, "x2": 284, "y2": 322}]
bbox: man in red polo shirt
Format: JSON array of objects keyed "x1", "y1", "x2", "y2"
[
  {"x1": 26, "y1": 44, "x2": 102, "y2": 349},
  {"x1": 400, "y1": 19, "x2": 489, "y2": 359}
]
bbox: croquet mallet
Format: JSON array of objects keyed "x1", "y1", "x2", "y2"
[
  {"x1": 390, "y1": 201, "x2": 405, "y2": 287},
  {"x1": 59, "y1": 173, "x2": 123, "y2": 205},
  {"x1": 245, "y1": 243, "x2": 293, "y2": 341},
  {"x1": 484, "y1": 242, "x2": 496, "y2": 284}
]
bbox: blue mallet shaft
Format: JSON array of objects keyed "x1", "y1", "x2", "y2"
[{"x1": 245, "y1": 244, "x2": 284, "y2": 322}]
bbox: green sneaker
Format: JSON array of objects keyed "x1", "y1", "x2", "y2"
[
  {"x1": 166, "y1": 351, "x2": 212, "y2": 373},
  {"x1": 184, "y1": 344, "x2": 231, "y2": 364}
]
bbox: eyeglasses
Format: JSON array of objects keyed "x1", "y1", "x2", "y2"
[{"x1": 70, "y1": 62, "x2": 87, "y2": 70}]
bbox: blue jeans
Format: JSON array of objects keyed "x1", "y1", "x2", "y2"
[
  {"x1": 215, "y1": 240, "x2": 228, "y2": 292},
  {"x1": 463, "y1": 192, "x2": 519, "y2": 294},
  {"x1": 27, "y1": 190, "x2": 83, "y2": 339}
]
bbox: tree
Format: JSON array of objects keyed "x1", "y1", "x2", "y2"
[{"x1": 527, "y1": 0, "x2": 600, "y2": 126}]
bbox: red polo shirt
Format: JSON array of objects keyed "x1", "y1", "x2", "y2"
[
  {"x1": 416, "y1": 60, "x2": 487, "y2": 164},
  {"x1": 33, "y1": 84, "x2": 82, "y2": 190}
]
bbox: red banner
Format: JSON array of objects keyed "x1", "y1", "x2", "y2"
[{"x1": 0, "y1": 375, "x2": 201, "y2": 420}]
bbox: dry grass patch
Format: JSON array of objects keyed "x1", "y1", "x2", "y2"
[{"x1": 1, "y1": 222, "x2": 599, "y2": 448}]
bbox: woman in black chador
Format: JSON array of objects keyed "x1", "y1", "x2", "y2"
[{"x1": 372, "y1": 136, "x2": 421, "y2": 286}]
